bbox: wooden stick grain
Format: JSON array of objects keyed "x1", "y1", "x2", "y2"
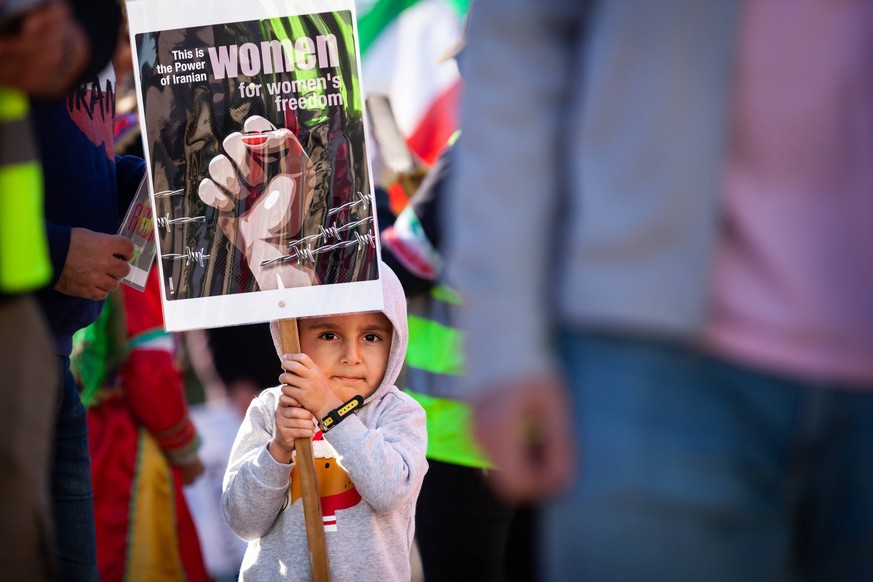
[{"x1": 279, "y1": 318, "x2": 331, "y2": 582}]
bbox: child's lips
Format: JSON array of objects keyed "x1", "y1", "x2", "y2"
[{"x1": 334, "y1": 376, "x2": 364, "y2": 383}]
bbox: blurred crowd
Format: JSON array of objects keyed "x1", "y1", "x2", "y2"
[{"x1": 2, "y1": 0, "x2": 871, "y2": 580}]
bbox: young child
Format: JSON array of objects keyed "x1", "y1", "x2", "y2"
[{"x1": 222, "y1": 263, "x2": 428, "y2": 581}]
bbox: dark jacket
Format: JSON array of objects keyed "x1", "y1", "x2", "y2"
[{"x1": 33, "y1": 51, "x2": 144, "y2": 355}]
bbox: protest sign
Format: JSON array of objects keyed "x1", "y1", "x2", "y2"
[
  {"x1": 126, "y1": 0, "x2": 382, "y2": 331},
  {"x1": 118, "y1": 177, "x2": 156, "y2": 291}
]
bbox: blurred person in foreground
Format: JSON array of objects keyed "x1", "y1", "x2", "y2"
[
  {"x1": 31, "y1": 0, "x2": 145, "y2": 581},
  {"x1": 380, "y1": 29, "x2": 539, "y2": 580},
  {"x1": 0, "y1": 1, "x2": 124, "y2": 578},
  {"x1": 446, "y1": 1, "x2": 873, "y2": 580},
  {"x1": 383, "y1": 134, "x2": 539, "y2": 582}
]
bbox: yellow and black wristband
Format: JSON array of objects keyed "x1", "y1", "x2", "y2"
[{"x1": 319, "y1": 395, "x2": 364, "y2": 433}]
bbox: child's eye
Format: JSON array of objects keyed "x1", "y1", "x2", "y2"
[
  {"x1": 362, "y1": 333, "x2": 382, "y2": 342},
  {"x1": 319, "y1": 332, "x2": 338, "y2": 340}
]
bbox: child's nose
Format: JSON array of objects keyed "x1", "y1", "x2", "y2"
[{"x1": 341, "y1": 341, "x2": 362, "y2": 364}]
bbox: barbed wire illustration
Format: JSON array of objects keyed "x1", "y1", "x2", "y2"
[
  {"x1": 289, "y1": 216, "x2": 372, "y2": 250},
  {"x1": 153, "y1": 188, "x2": 185, "y2": 199},
  {"x1": 162, "y1": 246, "x2": 210, "y2": 267},
  {"x1": 260, "y1": 230, "x2": 377, "y2": 267},
  {"x1": 155, "y1": 191, "x2": 374, "y2": 275},
  {"x1": 156, "y1": 214, "x2": 207, "y2": 229},
  {"x1": 326, "y1": 191, "x2": 369, "y2": 219}
]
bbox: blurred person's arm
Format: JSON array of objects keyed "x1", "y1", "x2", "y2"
[
  {"x1": 49, "y1": 226, "x2": 133, "y2": 300},
  {"x1": 121, "y1": 335, "x2": 204, "y2": 484},
  {"x1": 48, "y1": 100, "x2": 144, "y2": 302},
  {"x1": 445, "y1": 0, "x2": 586, "y2": 502},
  {"x1": 118, "y1": 277, "x2": 203, "y2": 485},
  {"x1": 471, "y1": 373, "x2": 574, "y2": 503}
]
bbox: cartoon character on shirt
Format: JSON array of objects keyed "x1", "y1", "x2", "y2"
[{"x1": 289, "y1": 431, "x2": 361, "y2": 532}]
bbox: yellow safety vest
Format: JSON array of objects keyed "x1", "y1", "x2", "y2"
[
  {"x1": 405, "y1": 284, "x2": 491, "y2": 468},
  {"x1": 0, "y1": 88, "x2": 52, "y2": 292}
]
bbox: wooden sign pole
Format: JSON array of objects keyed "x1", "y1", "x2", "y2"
[{"x1": 278, "y1": 318, "x2": 331, "y2": 582}]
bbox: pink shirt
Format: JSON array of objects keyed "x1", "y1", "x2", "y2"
[{"x1": 705, "y1": 0, "x2": 873, "y2": 386}]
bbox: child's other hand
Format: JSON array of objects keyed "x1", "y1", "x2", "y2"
[
  {"x1": 269, "y1": 393, "x2": 315, "y2": 464},
  {"x1": 279, "y1": 353, "x2": 342, "y2": 421}
]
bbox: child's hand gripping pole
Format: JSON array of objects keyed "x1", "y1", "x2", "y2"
[{"x1": 279, "y1": 318, "x2": 331, "y2": 582}]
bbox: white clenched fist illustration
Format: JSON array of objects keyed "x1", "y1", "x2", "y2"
[{"x1": 198, "y1": 115, "x2": 318, "y2": 290}]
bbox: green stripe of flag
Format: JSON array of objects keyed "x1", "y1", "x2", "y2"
[{"x1": 358, "y1": 0, "x2": 471, "y2": 55}]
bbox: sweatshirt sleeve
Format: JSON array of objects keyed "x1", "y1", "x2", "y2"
[
  {"x1": 221, "y1": 390, "x2": 296, "y2": 541},
  {"x1": 122, "y1": 348, "x2": 201, "y2": 464},
  {"x1": 44, "y1": 221, "x2": 71, "y2": 288},
  {"x1": 119, "y1": 276, "x2": 200, "y2": 465},
  {"x1": 445, "y1": 0, "x2": 583, "y2": 393},
  {"x1": 43, "y1": 156, "x2": 144, "y2": 287},
  {"x1": 322, "y1": 390, "x2": 428, "y2": 514}
]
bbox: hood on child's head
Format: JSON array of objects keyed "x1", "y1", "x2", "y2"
[{"x1": 269, "y1": 262, "x2": 408, "y2": 399}]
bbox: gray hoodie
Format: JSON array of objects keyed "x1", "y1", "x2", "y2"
[{"x1": 222, "y1": 264, "x2": 428, "y2": 581}]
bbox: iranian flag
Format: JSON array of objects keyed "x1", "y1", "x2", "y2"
[{"x1": 358, "y1": 0, "x2": 469, "y2": 167}]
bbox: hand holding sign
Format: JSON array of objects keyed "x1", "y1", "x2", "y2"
[{"x1": 198, "y1": 115, "x2": 317, "y2": 290}]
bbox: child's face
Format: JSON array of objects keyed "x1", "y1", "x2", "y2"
[{"x1": 298, "y1": 311, "x2": 393, "y2": 402}]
